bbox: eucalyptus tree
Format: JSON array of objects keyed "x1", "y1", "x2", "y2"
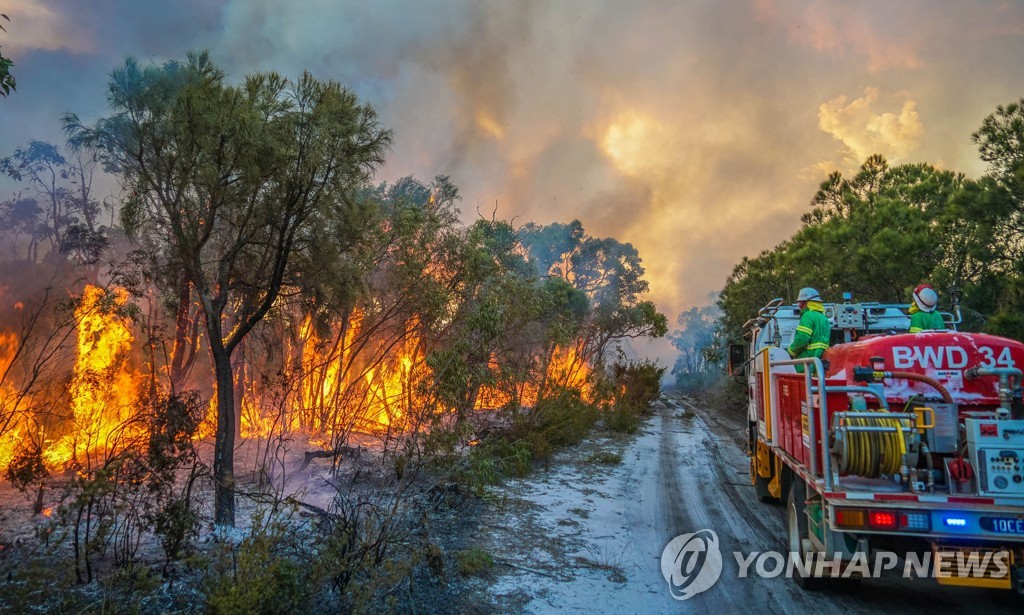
[
  {"x1": 520, "y1": 220, "x2": 667, "y2": 361},
  {"x1": 65, "y1": 52, "x2": 391, "y2": 526}
]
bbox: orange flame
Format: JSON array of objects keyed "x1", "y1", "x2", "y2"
[
  {"x1": 0, "y1": 330, "x2": 25, "y2": 470},
  {"x1": 475, "y1": 344, "x2": 591, "y2": 409},
  {"x1": 43, "y1": 285, "x2": 142, "y2": 470},
  {"x1": 239, "y1": 311, "x2": 428, "y2": 441}
]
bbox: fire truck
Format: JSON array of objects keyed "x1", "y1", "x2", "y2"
[{"x1": 733, "y1": 292, "x2": 1024, "y2": 592}]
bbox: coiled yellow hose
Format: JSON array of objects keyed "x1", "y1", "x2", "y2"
[{"x1": 840, "y1": 413, "x2": 908, "y2": 477}]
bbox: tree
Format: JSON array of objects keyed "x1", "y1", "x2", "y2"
[
  {"x1": 1, "y1": 141, "x2": 107, "y2": 265},
  {"x1": 520, "y1": 220, "x2": 667, "y2": 361},
  {"x1": 969, "y1": 97, "x2": 1024, "y2": 336},
  {"x1": 0, "y1": 13, "x2": 14, "y2": 97},
  {"x1": 427, "y1": 219, "x2": 537, "y2": 417},
  {"x1": 671, "y1": 302, "x2": 722, "y2": 386},
  {"x1": 973, "y1": 97, "x2": 1024, "y2": 205},
  {"x1": 66, "y1": 52, "x2": 391, "y2": 526}
]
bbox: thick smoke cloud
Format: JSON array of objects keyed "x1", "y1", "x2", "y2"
[
  {"x1": 818, "y1": 87, "x2": 924, "y2": 165},
  {"x1": 3, "y1": 0, "x2": 1024, "y2": 364}
]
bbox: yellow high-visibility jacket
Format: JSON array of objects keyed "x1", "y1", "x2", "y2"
[{"x1": 788, "y1": 301, "x2": 830, "y2": 373}]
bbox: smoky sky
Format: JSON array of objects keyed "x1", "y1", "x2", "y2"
[{"x1": 3, "y1": 0, "x2": 1024, "y2": 362}]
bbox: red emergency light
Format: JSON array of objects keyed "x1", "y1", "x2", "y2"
[{"x1": 868, "y1": 510, "x2": 898, "y2": 530}]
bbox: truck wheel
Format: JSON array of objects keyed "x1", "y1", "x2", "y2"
[{"x1": 787, "y1": 478, "x2": 824, "y2": 590}]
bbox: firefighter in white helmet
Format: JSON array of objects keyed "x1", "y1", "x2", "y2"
[
  {"x1": 787, "y1": 287, "x2": 831, "y2": 373},
  {"x1": 909, "y1": 283, "x2": 945, "y2": 333}
]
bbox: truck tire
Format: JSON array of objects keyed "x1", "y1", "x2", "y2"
[{"x1": 787, "y1": 477, "x2": 825, "y2": 590}]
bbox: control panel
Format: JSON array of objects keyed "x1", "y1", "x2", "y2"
[
  {"x1": 965, "y1": 418, "x2": 1024, "y2": 497},
  {"x1": 834, "y1": 303, "x2": 864, "y2": 330}
]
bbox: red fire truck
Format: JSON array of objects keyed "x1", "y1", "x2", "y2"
[{"x1": 734, "y1": 293, "x2": 1024, "y2": 592}]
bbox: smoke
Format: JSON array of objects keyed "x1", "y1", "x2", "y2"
[
  {"x1": 818, "y1": 87, "x2": 924, "y2": 165},
  {"x1": 3, "y1": 0, "x2": 1024, "y2": 365}
]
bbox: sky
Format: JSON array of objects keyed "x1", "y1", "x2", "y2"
[{"x1": 2, "y1": 0, "x2": 1024, "y2": 365}]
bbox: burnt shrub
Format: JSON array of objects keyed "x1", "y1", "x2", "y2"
[{"x1": 314, "y1": 493, "x2": 418, "y2": 613}]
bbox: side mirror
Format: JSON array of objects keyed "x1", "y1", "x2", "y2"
[{"x1": 728, "y1": 344, "x2": 748, "y2": 376}]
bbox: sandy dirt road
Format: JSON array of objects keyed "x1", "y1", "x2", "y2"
[{"x1": 482, "y1": 397, "x2": 1022, "y2": 613}]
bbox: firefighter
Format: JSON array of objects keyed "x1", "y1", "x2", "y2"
[
  {"x1": 909, "y1": 283, "x2": 945, "y2": 332},
  {"x1": 787, "y1": 287, "x2": 830, "y2": 373}
]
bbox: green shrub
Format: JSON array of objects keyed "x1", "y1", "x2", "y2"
[
  {"x1": 604, "y1": 401, "x2": 640, "y2": 433},
  {"x1": 516, "y1": 386, "x2": 599, "y2": 459},
  {"x1": 203, "y1": 511, "x2": 312, "y2": 615},
  {"x1": 593, "y1": 359, "x2": 666, "y2": 433},
  {"x1": 455, "y1": 547, "x2": 494, "y2": 577},
  {"x1": 466, "y1": 438, "x2": 533, "y2": 492},
  {"x1": 151, "y1": 496, "x2": 199, "y2": 563},
  {"x1": 422, "y1": 418, "x2": 475, "y2": 471},
  {"x1": 458, "y1": 386, "x2": 600, "y2": 490},
  {"x1": 611, "y1": 359, "x2": 666, "y2": 407}
]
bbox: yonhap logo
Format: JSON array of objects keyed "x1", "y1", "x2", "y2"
[{"x1": 660, "y1": 529, "x2": 723, "y2": 600}]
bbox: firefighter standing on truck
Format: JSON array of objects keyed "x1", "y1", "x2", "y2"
[
  {"x1": 787, "y1": 287, "x2": 830, "y2": 373},
  {"x1": 909, "y1": 283, "x2": 945, "y2": 332}
]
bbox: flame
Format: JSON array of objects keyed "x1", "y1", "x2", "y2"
[
  {"x1": 43, "y1": 285, "x2": 141, "y2": 470},
  {"x1": 0, "y1": 281, "x2": 597, "y2": 469},
  {"x1": 544, "y1": 344, "x2": 592, "y2": 398},
  {"x1": 475, "y1": 343, "x2": 591, "y2": 409},
  {"x1": 361, "y1": 332, "x2": 420, "y2": 429},
  {"x1": 0, "y1": 331, "x2": 25, "y2": 470},
  {"x1": 239, "y1": 311, "x2": 429, "y2": 441}
]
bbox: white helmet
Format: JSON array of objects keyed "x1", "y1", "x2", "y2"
[
  {"x1": 796, "y1": 287, "x2": 821, "y2": 302},
  {"x1": 913, "y1": 284, "x2": 939, "y2": 312}
]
